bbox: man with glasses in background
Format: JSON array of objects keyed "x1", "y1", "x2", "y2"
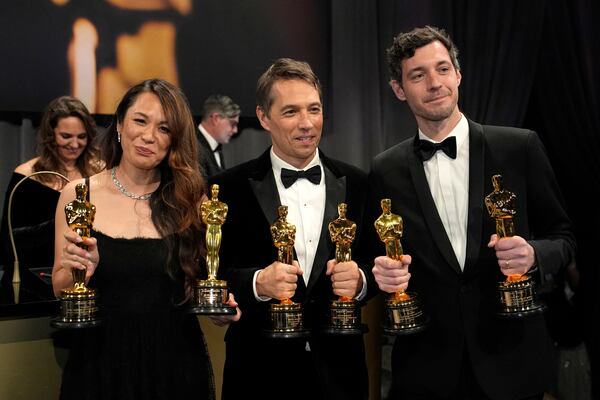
[{"x1": 197, "y1": 94, "x2": 240, "y2": 178}]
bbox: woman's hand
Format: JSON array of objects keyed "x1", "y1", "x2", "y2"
[
  {"x1": 60, "y1": 230, "x2": 99, "y2": 281},
  {"x1": 208, "y1": 293, "x2": 241, "y2": 327}
]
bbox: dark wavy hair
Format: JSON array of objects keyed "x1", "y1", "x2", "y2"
[
  {"x1": 386, "y1": 25, "x2": 460, "y2": 85},
  {"x1": 101, "y1": 79, "x2": 206, "y2": 295},
  {"x1": 256, "y1": 58, "x2": 322, "y2": 117},
  {"x1": 33, "y1": 96, "x2": 101, "y2": 188}
]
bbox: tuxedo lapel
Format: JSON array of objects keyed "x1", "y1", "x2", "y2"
[
  {"x1": 197, "y1": 129, "x2": 222, "y2": 175},
  {"x1": 247, "y1": 150, "x2": 308, "y2": 297},
  {"x1": 306, "y1": 164, "x2": 345, "y2": 296},
  {"x1": 248, "y1": 151, "x2": 281, "y2": 228},
  {"x1": 463, "y1": 121, "x2": 485, "y2": 275},
  {"x1": 407, "y1": 139, "x2": 462, "y2": 275}
]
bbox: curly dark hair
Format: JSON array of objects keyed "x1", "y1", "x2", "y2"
[
  {"x1": 33, "y1": 96, "x2": 102, "y2": 188},
  {"x1": 101, "y1": 79, "x2": 206, "y2": 296},
  {"x1": 386, "y1": 26, "x2": 460, "y2": 84}
]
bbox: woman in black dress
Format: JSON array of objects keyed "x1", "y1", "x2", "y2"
[
  {"x1": 0, "y1": 96, "x2": 102, "y2": 272},
  {"x1": 52, "y1": 79, "x2": 239, "y2": 399}
]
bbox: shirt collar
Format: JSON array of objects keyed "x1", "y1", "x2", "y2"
[
  {"x1": 418, "y1": 113, "x2": 469, "y2": 149},
  {"x1": 198, "y1": 123, "x2": 219, "y2": 151},
  {"x1": 270, "y1": 148, "x2": 322, "y2": 177}
]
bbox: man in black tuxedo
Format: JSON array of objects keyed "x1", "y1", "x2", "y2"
[
  {"x1": 197, "y1": 94, "x2": 240, "y2": 178},
  {"x1": 212, "y1": 58, "x2": 375, "y2": 400},
  {"x1": 367, "y1": 26, "x2": 575, "y2": 399}
]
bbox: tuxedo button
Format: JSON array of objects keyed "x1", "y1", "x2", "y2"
[{"x1": 459, "y1": 283, "x2": 469, "y2": 293}]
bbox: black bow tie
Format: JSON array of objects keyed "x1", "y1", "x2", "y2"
[
  {"x1": 280, "y1": 166, "x2": 322, "y2": 188},
  {"x1": 414, "y1": 136, "x2": 457, "y2": 161},
  {"x1": 213, "y1": 144, "x2": 222, "y2": 152}
]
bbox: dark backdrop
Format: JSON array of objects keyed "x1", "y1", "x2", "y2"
[{"x1": 0, "y1": 0, "x2": 329, "y2": 115}]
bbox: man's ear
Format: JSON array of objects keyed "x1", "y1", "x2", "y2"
[
  {"x1": 256, "y1": 106, "x2": 270, "y2": 132},
  {"x1": 210, "y1": 112, "x2": 221, "y2": 124},
  {"x1": 390, "y1": 80, "x2": 407, "y2": 101}
]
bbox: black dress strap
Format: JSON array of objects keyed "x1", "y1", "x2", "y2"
[{"x1": 85, "y1": 177, "x2": 90, "y2": 202}]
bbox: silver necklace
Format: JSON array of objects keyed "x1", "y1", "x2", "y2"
[{"x1": 111, "y1": 167, "x2": 154, "y2": 201}]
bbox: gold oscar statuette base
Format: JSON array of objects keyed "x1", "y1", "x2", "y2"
[
  {"x1": 189, "y1": 279, "x2": 236, "y2": 315},
  {"x1": 496, "y1": 275, "x2": 545, "y2": 318},
  {"x1": 324, "y1": 298, "x2": 367, "y2": 335},
  {"x1": 383, "y1": 291, "x2": 429, "y2": 335},
  {"x1": 51, "y1": 287, "x2": 103, "y2": 329},
  {"x1": 263, "y1": 301, "x2": 310, "y2": 339}
]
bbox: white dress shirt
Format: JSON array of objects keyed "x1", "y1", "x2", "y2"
[
  {"x1": 252, "y1": 148, "x2": 367, "y2": 302},
  {"x1": 251, "y1": 150, "x2": 325, "y2": 301},
  {"x1": 419, "y1": 114, "x2": 470, "y2": 269},
  {"x1": 271, "y1": 149, "x2": 326, "y2": 285},
  {"x1": 198, "y1": 123, "x2": 222, "y2": 167}
]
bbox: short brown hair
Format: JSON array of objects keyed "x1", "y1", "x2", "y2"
[
  {"x1": 200, "y1": 94, "x2": 240, "y2": 120},
  {"x1": 256, "y1": 58, "x2": 322, "y2": 116},
  {"x1": 386, "y1": 26, "x2": 460, "y2": 84}
]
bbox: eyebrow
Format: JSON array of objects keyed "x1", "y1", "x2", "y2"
[
  {"x1": 59, "y1": 131, "x2": 87, "y2": 135},
  {"x1": 132, "y1": 111, "x2": 168, "y2": 125},
  {"x1": 407, "y1": 60, "x2": 452, "y2": 74},
  {"x1": 282, "y1": 101, "x2": 322, "y2": 109}
]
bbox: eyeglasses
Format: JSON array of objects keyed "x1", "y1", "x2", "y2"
[{"x1": 220, "y1": 115, "x2": 239, "y2": 129}]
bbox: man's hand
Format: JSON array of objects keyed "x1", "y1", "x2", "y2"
[
  {"x1": 256, "y1": 261, "x2": 303, "y2": 300},
  {"x1": 372, "y1": 254, "x2": 412, "y2": 293},
  {"x1": 326, "y1": 260, "x2": 363, "y2": 298},
  {"x1": 488, "y1": 234, "x2": 536, "y2": 276}
]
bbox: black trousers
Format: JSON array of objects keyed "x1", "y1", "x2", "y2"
[
  {"x1": 454, "y1": 354, "x2": 543, "y2": 400},
  {"x1": 390, "y1": 351, "x2": 544, "y2": 400}
]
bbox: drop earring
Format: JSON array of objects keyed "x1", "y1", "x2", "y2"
[{"x1": 117, "y1": 130, "x2": 121, "y2": 143}]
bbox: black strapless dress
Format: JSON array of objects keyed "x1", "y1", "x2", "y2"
[
  {"x1": 0, "y1": 172, "x2": 60, "y2": 270},
  {"x1": 59, "y1": 230, "x2": 214, "y2": 400}
]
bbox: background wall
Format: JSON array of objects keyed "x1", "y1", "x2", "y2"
[{"x1": 0, "y1": 317, "x2": 67, "y2": 400}]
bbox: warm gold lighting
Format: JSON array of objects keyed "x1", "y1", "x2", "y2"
[
  {"x1": 97, "y1": 22, "x2": 179, "y2": 113},
  {"x1": 68, "y1": 18, "x2": 98, "y2": 113},
  {"x1": 107, "y1": 0, "x2": 192, "y2": 15}
]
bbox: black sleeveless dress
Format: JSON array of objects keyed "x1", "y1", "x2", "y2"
[
  {"x1": 0, "y1": 172, "x2": 60, "y2": 269},
  {"x1": 59, "y1": 230, "x2": 215, "y2": 400}
]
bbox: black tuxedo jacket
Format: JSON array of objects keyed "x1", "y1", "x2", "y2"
[
  {"x1": 197, "y1": 128, "x2": 223, "y2": 179},
  {"x1": 210, "y1": 148, "x2": 375, "y2": 400},
  {"x1": 365, "y1": 120, "x2": 575, "y2": 400}
]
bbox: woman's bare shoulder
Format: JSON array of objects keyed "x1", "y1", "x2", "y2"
[
  {"x1": 88, "y1": 170, "x2": 111, "y2": 190},
  {"x1": 13, "y1": 157, "x2": 39, "y2": 176}
]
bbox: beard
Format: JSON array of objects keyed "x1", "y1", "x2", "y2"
[{"x1": 409, "y1": 92, "x2": 459, "y2": 122}]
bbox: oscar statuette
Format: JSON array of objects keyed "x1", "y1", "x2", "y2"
[
  {"x1": 51, "y1": 182, "x2": 102, "y2": 328},
  {"x1": 264, "y1": 205, "x2": 309, "y2": 338},
  {"x1": 324, "y1": 203, "x2": 367, "y2": 335},
  {"x1": 189, "y1": 184, "x2": 236, "y2": 315},
  {"x1": 485, "y1": 175, "x2": 544, "y2": 318},
  {"x1": 375, "y1": 199, "x2": 428, "y2": 334}
]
